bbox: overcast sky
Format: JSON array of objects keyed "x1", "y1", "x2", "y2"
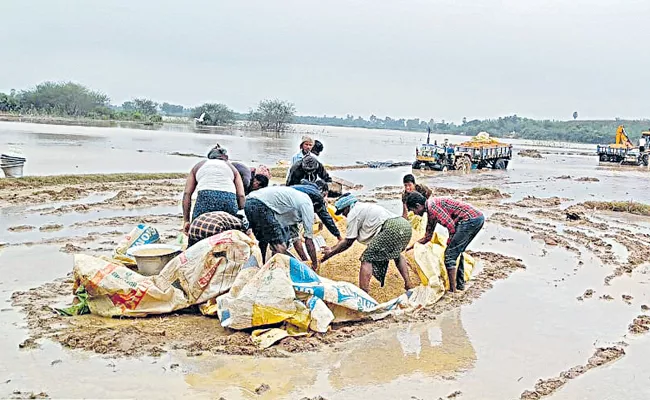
[{"x1": 2, "y1": 0, "x2": 649, "y2": 122}]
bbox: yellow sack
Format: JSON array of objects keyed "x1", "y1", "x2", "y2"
[
  {"x1": 407, "y1": 211, "x2": 426, "y2": 236},
  {"x1": 413, "y1": 232, "x2": 475, "y2": 290},
  {"x1": 328, "y1": 204, "x2": 343, "y2": 222},
  {"x1": 251, "y1": 324, "x2": 309, "y2": 349}
]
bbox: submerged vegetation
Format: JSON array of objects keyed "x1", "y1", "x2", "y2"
[{"x1": 2, "y1": 81, "x2": 649, "y2": 143}]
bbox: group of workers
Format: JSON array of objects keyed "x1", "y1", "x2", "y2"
[{"x1": 182, "y1": 136, "x2": 484, "y2": 294}]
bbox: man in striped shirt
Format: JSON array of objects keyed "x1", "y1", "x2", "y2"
[{"x1": 406, "y1": 192, "x2": 484, "y2": 292}]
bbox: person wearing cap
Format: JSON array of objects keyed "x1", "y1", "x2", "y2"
[
  {"x1": 401, "y1": 174, "x2": 432, "y2": 218},
  {"x1": 321, "y1": 194, "x2": 413, "y2": 294},
  {"x1": 290, "y1": 135, "x2": 315, "y2": 167},
  {"x1": 246, "y1": 186, "x2": 319, "y2": 269},
  {"x1": 286, "y1": 154, "x2": 331, "y2": 186},
  {"x1": 182, "y1": 145, "x2": 248, "y2": 235},
  {"x1": 288, "y1": 179, "x2": 342, "y2": 261},
  {"x1": 405, "y1": 192, "x2": 484, "y2": 292}
]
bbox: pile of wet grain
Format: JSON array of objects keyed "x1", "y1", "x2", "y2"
[{"x1": 317, "y1": 219, "x2": 421, "y2": 303}]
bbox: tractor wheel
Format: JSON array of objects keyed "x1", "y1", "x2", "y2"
[
  {"x1": 493, "y1": 159, "x2": 507, "y2": 170},
  {"x1": 412, "y1": 161, "x2": 421, "y2": 170},
  {"x1": 599, "y1": 154, "x2": 608, "y2": 162},
  {"x1": 643, "y1": 154, "x2": 649, "y2": 166},
  {"x1": 454, "y1": 156, "x2": 472, "y2": 172},
  {"x1": 441, "y1": 165, "x2": 449, "y2": 172}
]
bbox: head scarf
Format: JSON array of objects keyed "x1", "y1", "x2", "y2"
[
  {"x1": 254, "y1": 164, "x2": 271, "y2": 178},
  {"x1": 207, "y1": 145, "x2": 228, "y2": 160},
  {"x1": 334, "y1": 193, "x2": 358, "y2": 215},
  {"x1": 301, "y1": 154, "x2": 319, "y2": 172}
]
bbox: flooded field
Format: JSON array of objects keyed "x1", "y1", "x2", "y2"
[{"x1": 1, "y1": 121, "x2": 649, "y2": 399}]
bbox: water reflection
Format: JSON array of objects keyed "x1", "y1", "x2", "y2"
[
  {"x1": 183, "y1": 309, "x2": 475, "y2": 398},
  {"x1": 328, "y1": 308, "x2": 475, "y2": 389}
]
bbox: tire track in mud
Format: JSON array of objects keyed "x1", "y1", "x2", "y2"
[{"x1": 10, "y1": 252, "x2": 525, "y2": 359}]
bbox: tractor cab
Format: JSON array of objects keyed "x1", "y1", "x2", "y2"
[{"x1": 414, "y1": 142, "x2": 455, "y2": 170}]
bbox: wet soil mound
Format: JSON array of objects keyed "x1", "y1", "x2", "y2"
[{"x1": 519, "y1": 149, "x2": 543, "y2": 159}]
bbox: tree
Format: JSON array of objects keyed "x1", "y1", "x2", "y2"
[
  {"x1": 161, "y1": 102, "x2": 185, "y2": 116},
  {"x1": 121, "y1": 101, "x2": 135, "y2": 112},
  {"x1": 0, "y1": 91, "x2": 20, "y2": 112},
  {"x1": 573, "y1": 111, "x2": 578, "y2": 120},
  {"x1": 406, "y1": 118, "x2": 421, "y2": 131},
  {"x1": 249, "y1": 99, "x2": 295, "y2": 132},
  {"x1": 462, "y1": 117, "x2": 467, "y2": 125},
  {"x1": 131, "y1": 98, "x2": 159, "y2": 116},
  {"x1": 18, "y1": 81, "x2": 109, "y2": 117},
  {"x1": 192, "y1": 103, "x2": 236, "y2": 126}
]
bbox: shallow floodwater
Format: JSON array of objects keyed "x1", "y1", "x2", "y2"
[{"x1": 1, "y1": 122, "x2": 650, "y2": 399}]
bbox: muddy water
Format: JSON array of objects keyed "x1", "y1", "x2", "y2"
[{"x1": 1, "y1": 122, "x2": 650, "y2": 399}]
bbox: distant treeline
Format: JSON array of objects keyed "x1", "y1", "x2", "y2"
[
  {"x1": 293, "y1": 114, "x2": 650, "y2": 144},
  {"x1": 2, "y1": 81, "x2": 648, "y2": 143}
]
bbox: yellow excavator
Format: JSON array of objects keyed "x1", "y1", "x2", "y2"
[
  {"x1": 597, "y1": 125, "x2": 648, "y2": 165},
  {"x1": 598, "y1": 125, "x2": 634, "y2": 163},
  {"x1": 613, "y1": 125, "x2": 634, "y2": 148}
]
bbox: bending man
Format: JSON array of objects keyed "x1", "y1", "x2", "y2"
[
  {"x1": 321, "y1": 194, "x2": 413, "y2": 294},
  {"x1": 289, "y1": 179, "x2": 342, "y2": 261},
  {"x1": 406, "y1": 192, "x2": 484, "y2": 292},
  {"x1": 245, "y1": 186, "x2": 319, "y2": 270}
]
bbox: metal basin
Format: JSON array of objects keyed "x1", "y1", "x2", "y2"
[{"x1": 127, "y1": 244, "x2": 182, "y2": 276}]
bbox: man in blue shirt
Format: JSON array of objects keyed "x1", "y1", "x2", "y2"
[{"x1": 288, "y1": 179, "x2": 342, "y2": 262}]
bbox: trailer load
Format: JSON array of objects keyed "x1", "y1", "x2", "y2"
[{"x1": 413, "y1": 132, "x2": 512, "y2": 171}]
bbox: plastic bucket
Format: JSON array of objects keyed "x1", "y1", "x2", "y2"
[
  {"x1": 1, "y1": 163, "x2": 25, "y2": 178},
  {"x1": 1, "y1": 157, "x2": 26, "y2": 164},
  {"x1": 1, "y1": 153, "x2": 26, "y2": 160}
]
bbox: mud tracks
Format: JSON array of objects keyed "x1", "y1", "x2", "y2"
[{"x1": 520, "y1": 346, "x2": 626, "y2": 399}]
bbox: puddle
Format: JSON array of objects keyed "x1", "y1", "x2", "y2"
[
  {"x1": 0, "y1": 206, "x2": 180, "y2": 244},
  {"x1": 184, "y1": 309, "x2": 475, "y2": 399}
]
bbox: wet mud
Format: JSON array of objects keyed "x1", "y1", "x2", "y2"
[
  {"x1": 365, "y1": 186, "x2": 509, "y2": 204},
  {"x1": 519, "y1": 346, "x2": 626, "y2": 399},
  {"x1": 7, "y1": 391, "x2": 50, "y2": 399},
  {"x1": 628, "y1": 315, "x2": 650, "y2": 334}
]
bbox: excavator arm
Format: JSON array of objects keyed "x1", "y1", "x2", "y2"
[{"x1": 615, "y1": 125, "x2": 634, "y2": 148}]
